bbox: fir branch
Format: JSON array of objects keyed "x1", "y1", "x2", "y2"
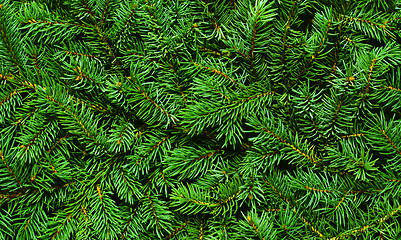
[
  {"x1": 73, "y1": 66, "x2": 100, "y2": 86},
  {"x1": 23, "y1": 215, "x2": 32, "y2": 231},
  {"x1": 31, "y1": 53, "x2": 41, "y2": 77},
  {"x1": 198, "y1": 220, "x2": 204, "y2": 240},
  {"x1": 125, "y1": 51, "x2": 161, "y2": 64},
  {"x1": 73, "y1": 97, "x2": 108, "y2": 112},
  {"x1": 232, "y1": 45, "x2": 247, "y2": 59},
  {"x1": 299, "y1": 214, "x2": 325, "y2": 238},
  {"x1": 80, "y1": 0, "x2": 96, "y2": 18},
  {"x1": 201, "y1": 82, "x2": 232, "y2": 102},
  {"x1": 334, "y1": 193, "x2": 347, "y2": 211},
  {"x1": 0, "y1": 89, "x2": 20, "y2": 107},
  {"x1": 293, "y1": 15, "x2": 332, "y2": 84},
  {"x1": 304, "y1": 96, "x2": 325, "y2": 139},
  {"x1": 304, "y1": 185, "x2": 333, "y2": 193},
  {"x1": 339, "y1": 133, "x2": 365, "y2": 139},
  {"x1": 13, "y1": 108, "x2": 37, "y2": 126},
  {"x1": 167, "y1": 62, "x2": 187, "y2": 104},
  {"x1": 119, "y1": 5, "x2": 137, "y2": 36},
  {"x1": 172, "y1": 23, "x2": 199, "y2": 60},
  {"x1": 280, "y1": 0, "x2": 298, "y2": 76},
  {"x1": 199, "y1": 47, "x2": 222, "y2": 57},
  {"x1": 64, "y1": 50, "x2": 101, "y2": 59},
  {"x1": 45, "y1": 94, "x2": 109, "y2": 155},
  {"x1": 19, "y1": 79, "x2": 39, "y2": 90},
  {"x1": 146, "y1": 191, "x2": 161, "y2": 230},
  {"x1": 117, "y1": 167, "x2": 136, "y2": 196},
  {"x1": 135, "y1": 135, "x2": 169, "y2": 165},
  {"x1": 191, "y1": 61, "x2": 245, "y2": 90},
  {"x1": 364, "y1": 58, "x2": 377, "y2": 93},
  {"x1": 19, "y1": 116, "x2": 54, "y2": 159},
  {"x1": 178, "y1": 195, "x2": 218, "y2": 207},
  {"x1": 261, "y1": 126, "x2": 319, "y2": 165},
  {"x1": 120, "y1": 217, "x2": 132, "y2": 239},
  {"x1": 250, "y1": 9, "x2": 260, "y2": 73},
  {"x1": 234, "y1": 90, "x2": 274, "y2": 104},
  {"x1": 382, "y1": 85, "x2": 401, "y2": 92},
  {"x1": 95, "y1": 185, "x2": 113, "y2": 237},
  {"x1": 0, "y1": 26, "x2": 21, "y2": 73},
  {"x1": 144, "y1": 0, "x2": 158, "y2": 24},
  {"x1": 379, "y1": 128, "x2": 401, "y2": 156},
  {"x1": 0, "y1": 150, "x2": 23, "y2": 188},
  {"x1": 330, "y1": 204, "x2": 401, "y2": 239},
  {"x1": 164, "y1": 220, "x2": 188, "y2": 239},
  {"x1": 134, "y1": 85, "x2": 178, "y2": 123},
  {"x1": 342, "y1": 35, "x2": 359, "y2": 48},
  {"x1": 309, "y1": 19, "x2": 331, "y2": 63},
  {"x1": 265, "y1": 178, "x2": 326, "y2": 238},
  {"x1": 344, "y1": 16, "x2": 398, "y2": 36},
  {"x1": 100, "y1": 0, "x2": 110, "y2": 25},
  {"x1": 264, "y1": 179, "x2": 289, "y2": 203},
  {"x1": 24, "y1": 18, "x2": 89, "y2": 28},
  {"x1": 246, "y1": 215, "x2": 265, "y2": 240},
  {"x1": 261, "y1": 150, "x2": 280, "y2": 159},
  {"x1": 49, "y1": 214, "x2": 73, "y2": 240}
]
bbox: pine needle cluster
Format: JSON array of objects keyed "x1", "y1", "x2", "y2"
[{"x1": 1, "y1": 0, "x2": 401, "y2": 239}]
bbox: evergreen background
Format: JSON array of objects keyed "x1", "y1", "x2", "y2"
[{"x1": 1, "y1": 0, "x2": 401, "y2": 239}]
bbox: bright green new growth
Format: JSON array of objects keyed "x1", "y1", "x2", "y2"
[{"x1": 0, "y1": 0, "x2": 401, "y2": 239}]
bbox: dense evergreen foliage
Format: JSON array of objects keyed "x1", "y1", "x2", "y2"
[{"x1": 1, "y1": 0, "x2": 401, "y2": 239}]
